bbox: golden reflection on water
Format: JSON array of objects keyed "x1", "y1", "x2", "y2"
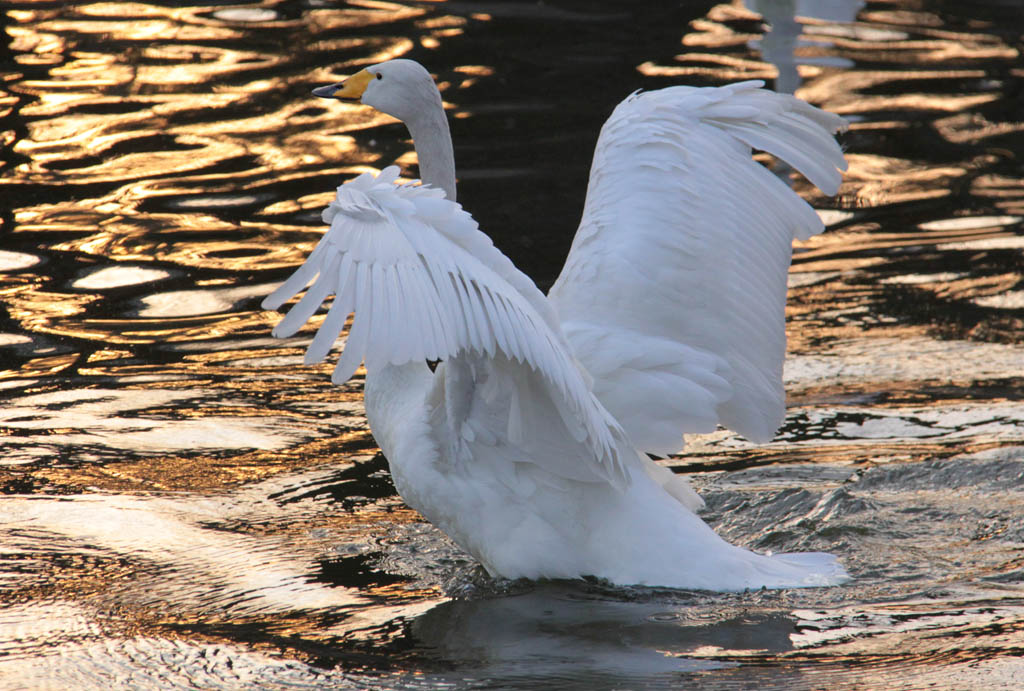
[{"x1": 1, "y1": 0, "x2": 1023, "y2": 687}]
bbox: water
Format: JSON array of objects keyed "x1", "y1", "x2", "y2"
[{"x1": 1, "y1": 0, "x2": 1022, "y2": 688}]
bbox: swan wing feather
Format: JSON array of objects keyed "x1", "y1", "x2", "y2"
[
  {"x1": 263, "y1": 167, "x2": 631, "y2": 487},
  {"x1": 549, "y1": 81, "x2": 847, "y2": 455}
]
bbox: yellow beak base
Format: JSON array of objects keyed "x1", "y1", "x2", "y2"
[{"x1": 330, "y1": 69, "x2": 374, "y2": 100}]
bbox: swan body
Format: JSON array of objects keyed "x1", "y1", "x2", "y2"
[{"x1": 265, "y1": 59, "x2": 850, "y2": 590}]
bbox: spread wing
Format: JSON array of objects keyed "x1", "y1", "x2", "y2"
[
  {"x1": 549, "y1": 81, "x2": 847, "y2": 455},
  {"x1": 262, "y1": 167, "x2": 632, "y2": 488}
]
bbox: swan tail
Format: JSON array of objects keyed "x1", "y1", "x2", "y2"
[{"x1": 745, "y1": 550, "x2": 851, "y2": 589}]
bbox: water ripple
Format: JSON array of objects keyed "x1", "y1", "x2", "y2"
[{"x1": 1, "y1": 1, "x2": 1023, "y2": 689}]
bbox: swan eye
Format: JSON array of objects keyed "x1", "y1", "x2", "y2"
[{"x1": 375, "y1": 73, "x2": 382, "y2": 80}]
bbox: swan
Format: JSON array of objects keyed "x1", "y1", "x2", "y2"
[{"x1": 262, "y1": 59, "x2": 850, "y2": 591}]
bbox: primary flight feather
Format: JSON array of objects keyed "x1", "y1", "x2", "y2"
[{"x1": 263, "y1": 59, "x2": 849, "y2": 590}]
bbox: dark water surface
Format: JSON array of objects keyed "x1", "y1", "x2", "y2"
[{"x1": 1, "y1": 1, "x2": 1023, "y2": 688}]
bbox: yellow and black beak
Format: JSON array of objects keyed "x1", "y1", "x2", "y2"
[{"x1": 312, "y1": 69, "x2": 374, "y2": 100}]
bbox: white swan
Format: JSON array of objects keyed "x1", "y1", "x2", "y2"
[{"x1": 263, "y1": 59, "x2": 850, "y2": 591}]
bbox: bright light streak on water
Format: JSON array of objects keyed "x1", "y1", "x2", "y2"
[{"x1": 1, "y1": 1, "x2": 1023, "y2": 689}]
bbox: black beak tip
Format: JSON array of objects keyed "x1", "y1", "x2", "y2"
[{"x1": 312, "y1": 84, "x2": 340, "y2": 99}]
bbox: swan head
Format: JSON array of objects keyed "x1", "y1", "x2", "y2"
[{"x1": 312, "y1": 59, "x2": 440, "y2": 124}]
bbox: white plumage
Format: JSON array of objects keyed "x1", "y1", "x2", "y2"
[
  {"x1": 264, "y1": 59, "x2": 850, "y2": 590},
  {"x1": 551, "y1": 81, "x2": 847, "y2": 454}
]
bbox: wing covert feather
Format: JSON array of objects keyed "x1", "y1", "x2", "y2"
[
  {"x1": 263, "y1": 167, "x2": 632, "y2": 487},
  {"x1": 550, "y1": 82, "x2": 847, "y2": 454}
]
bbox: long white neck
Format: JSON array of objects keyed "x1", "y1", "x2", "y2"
[
  {"x1": 403, "y1": 96, "x2": 457, "y2": 201},
  {"x1": 364, "y1": 81, "x2": 452, "y2": 440}
]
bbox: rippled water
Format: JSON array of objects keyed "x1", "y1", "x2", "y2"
[{"x1": 1, "y1": 1, "x2": 1023, "y2": 689}]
